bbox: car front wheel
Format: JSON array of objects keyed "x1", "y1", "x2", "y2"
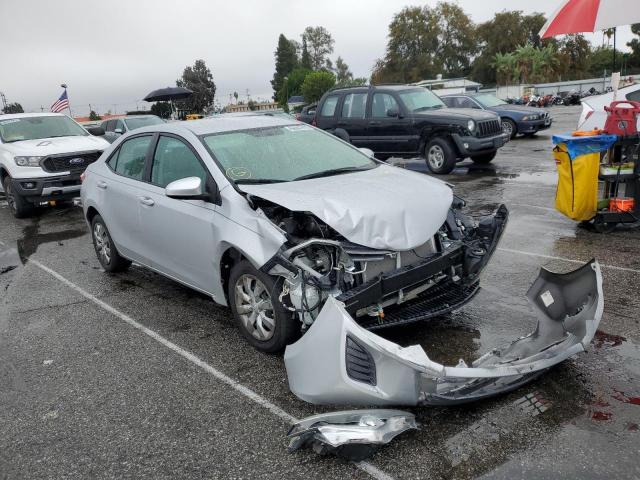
[
  {"x1": 424, "y1": 138, "x2": 457, "y2": 174},
  {"x1": 501, "y1": 118, "x2": 517, "y2": 139},
  {"x1": 228, "y1": 260, "x2": 298, "y2": 353},
  {"x1": 91, "y1": 214, "x2": 131, "y2": 272},
  {"x1": 3, "y1": 176, "x2": 34, "y2": 218}
]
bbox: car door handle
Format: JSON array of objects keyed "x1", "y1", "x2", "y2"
[
  {"x1": 139, "y1": 197, "x2": 155, "y2": 207},
  {"x1": 97, "y1": 181, "x2": 107, "y2": 190},
  {"x1": 368, "y1": 121, "x2": 381, "y2": 126}
]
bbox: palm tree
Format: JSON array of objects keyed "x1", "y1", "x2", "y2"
[
  {"x1": 233, "y1": 91, "x2": 239, "y2": 104},
  {"x1": 492, "y1": 52, "x2": 517, "y2": 85},
  {"x1": 514, "y1": 43, "x2": 540, "y2": 83}
]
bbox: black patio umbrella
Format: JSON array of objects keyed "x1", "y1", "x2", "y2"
[{"x1": 143, "y1": 86, "x2": 193, "y2": 102}]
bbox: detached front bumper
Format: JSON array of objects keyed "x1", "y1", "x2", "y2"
[{"x1": 284, "y1": 259, "x2": 603, "y2": 406}]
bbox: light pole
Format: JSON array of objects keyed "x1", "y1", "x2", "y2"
[{"x1": 60, "y1": 83, "x2": 72, "y2": 117}]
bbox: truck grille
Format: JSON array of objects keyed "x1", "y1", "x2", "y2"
[
  {"x1": 477, "y1": 119, "x2": 501, "y2": 138},
  {"x1": 41, "y1": 151, "x2": 102, "y2": 173}
]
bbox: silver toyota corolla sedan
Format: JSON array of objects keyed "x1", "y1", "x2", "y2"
[{"x1": 81, "y1": 115, "x2": 602, "y2": 406}]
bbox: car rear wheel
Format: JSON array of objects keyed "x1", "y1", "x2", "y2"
[
  {"x1": 91, "y1": 214, "x2": 131, "y2": 272},
  {"x1": 424, "y1": 138, "x2": 457, "y2": 174},
  {"x1": 228, "y1": 260, "x2": 298, "y2": 353},
  {"x1": 501, "y1": 118, "x2": 517, "y2": 139},
  {"x1": 3, "y1": 176, "x2": 34, "y2": 219},
  {"x1": 470, "y1": 151, "x2": 497, "y2": 164}
]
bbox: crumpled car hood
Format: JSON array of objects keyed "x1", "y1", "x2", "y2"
[{"x1": 238, "y1": 164, "x2": 453, "y2": 251}]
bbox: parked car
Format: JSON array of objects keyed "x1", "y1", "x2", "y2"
[
  {"x1": 441, "y1": 93, "x2": 552, "y2": 139},
  {"x1": 81, "y1": 115, "x2": 508, "y2": 355},
  {"x1": 0, "y1": 113, "x2": 108, "y2": 217},
  {"x1": 296, "y1": 104, "x2": 317, "y2": 124},
  {"x1": 219, "y1": 109, "x2": 295, "y2": 120},
  {"x1": 101, "y1": 114, "x2": 165, "y2": 143},
  {"x1": 315, "y1": 85, "x2": 506, "y2": 174},
  {"x1": 577, "y1": 83, "x2": 640, "y2": 131}
]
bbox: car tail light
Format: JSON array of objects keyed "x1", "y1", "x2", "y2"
[{"x1": 80, "y1": 172, "x2": 87, "y2": 183}]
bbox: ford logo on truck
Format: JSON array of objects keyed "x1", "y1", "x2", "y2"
[{"x1": 69, "y1": 157, "x2": 85, "y2": 165}]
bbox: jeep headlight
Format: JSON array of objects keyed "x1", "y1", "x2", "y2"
[
  {"x1": 14, "y1": 156, "x2": 43, "y2": 167},
  {"x1": 467, "y1": 120, "x2": 475, "y2": 132}
]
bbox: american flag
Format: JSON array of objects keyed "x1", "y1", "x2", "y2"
[{"x1": 51, "y1": 90, "x2": 69, "y2": 113}]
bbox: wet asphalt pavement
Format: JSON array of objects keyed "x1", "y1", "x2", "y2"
[{"x1": 1, "y1": 105, "x2": 639, "y2": 480}]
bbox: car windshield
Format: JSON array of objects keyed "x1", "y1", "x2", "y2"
[
  {"x1": 124, "y1": 116, "x2": 165, "y2": 130},
  {"x1": 398, "y1": 89, "x2": 446, "y2": 112},
  {"x1": 202, "y1": 124, "x2": 377, "y2": 184},
  {"x1": 474, "y1": 94, "x2": 507, "y2": 108},
  {"x1": 0, "y1": 116, "x2": 88, "y2": 143}
]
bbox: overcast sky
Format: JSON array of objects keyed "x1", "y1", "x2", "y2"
[{"x1": 0, "y1": 0, "x2": 633, "y2": 116}]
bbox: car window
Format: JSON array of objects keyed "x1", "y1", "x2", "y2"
[
  {"x1": 457, "y1": 97, "x2": 478, "y2": 109},
  {"x1": 115, "y1": 119, "x2": 125, "y2": 132},
  {"x1": 625, "y1": 89, "x2": 640, "y2": 102},
  {"x1": 341, "y1": 93, "x2": 367, "y2": 118},
  {"x1": 114, "y1": 135, "x2": 152, "y2": 181},
  {"x1": 320, "y1": 95, "x2": 339, "y2": 117},
  {"x1": 441, "y1": 97, "x2": 455, "y2": 107},
  {"x1": 371, "y1": 93, "x2": 399, "y2": 117},
  {"x1": 103, "y1": 120, "x2": 114, "y2": 132},
  {"x1": 151, "y1": 136, "x2": 208, "y2": 188},
  {"x1": 124, "y1": 116, "x2": 165, "y2": 131}
]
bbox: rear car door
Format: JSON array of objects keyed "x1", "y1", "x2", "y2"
[
  {"x1": 366, "y1": 92, "x2": 415, "y2": 154},
  {"x1": 337, "y1": 92, "x2": 369, "y2": 146},
  {"x1": 137, "y1": 134, "x2": 217, "y2": 293},
  {"x1": 98, "y1": 134, "x2": 155, "y2": 263}
]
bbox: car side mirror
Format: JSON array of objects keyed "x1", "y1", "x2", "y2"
[
  {"x1": 165, "y1": 177, "x2": 209, "y2": 201},
  {"x1": 386, "y1": 108, "x2": 400, "y2": 118},
  {"x1": 358, "y1": 147, "x2": 375, "y2": 158},
  {"x1": 114, "y1": 128, "x2": 123, "y2": 134},
  {"x1": 86, "y1": 126, "x2": 105, "y2": 136}
]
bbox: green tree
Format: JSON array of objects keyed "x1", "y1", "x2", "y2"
[
  {"x1": 432, "y1": 2, "x2": 477, "y2": 76},
  {"x1": 492, "y1": 52, "x2": 517, "y2": 84},
  {"x1": 335, "y1": 56, "x2": 353, "y2": 84},
  {"x1": 271, "y1": 34, "x2": 299, "y2": 101},
  {"x1": 233, "y1": 91, "x2": 239, "y2": 104},
  {"x1": 300, "y1": 37, "x2": 312, "y2": 69},
  {"x1": 302, "y1": 26, "x2": 335, "y2": 70},
  {"x1": 557, "y1": 34, "x2": 591, "y2": 80},
  {"x1": 302, "y1": 71, "x2": 336, "y2": 103},
  {"x1": 247, "y1": 100, "x2": 258, "y2": 111},
  {"x1": 150, "y1": 101, "x2": 172, "y2": 119},
  {"x1": 88, "y1": 110, "x2": 101, "y2": 121},
  {"x1": 2, "y1": 102, "x2": 24, "y2": 114},
  {"x1": 589, "y1": 46, "x2": 620, "y2": 76},
  {"x1": 176, "y1": 59, "x2": 216, "y2": 113},
  {"x1": 626, "y1": 24, "x2": 640, "y2": 70}
]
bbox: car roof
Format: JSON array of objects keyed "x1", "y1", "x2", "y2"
[
  {"x1": 0, "y1": 112, "x2": 66, "y2": 120},
  {"x1": 329, "y1": 85, "x2": 423, "y2": 94},
  {"x1": 129, "y1": 115, "x2": 298, "y2": 137}
]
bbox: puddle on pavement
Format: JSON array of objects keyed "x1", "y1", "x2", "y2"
[{"x1": 16, "y1": 218, "x2": 86, "y2": 263}]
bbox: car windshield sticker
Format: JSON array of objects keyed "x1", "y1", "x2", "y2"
[
  {"x1": 226, "y1": 167, "x2": 252, "y2": 180},
  {"x1": 0, "y1": 119, "x2": 20, "y2": 125},
  {"x1": 284, "y1": 125, "x2": 312, "y2": 132}
]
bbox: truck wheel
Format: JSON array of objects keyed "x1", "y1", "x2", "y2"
[
  {"x1": 91, "y1": 214, "x2": 131, "y2": 272},
  {"x1": 228, "y1": 260, "x2": 298, "y2": 353},
  {"x1": 424, "y1": 138, "x2": 457, "y2": 174},
  {"x1": 3, "y1": 176, "x2": 34, "y2": 218},
  {"x1": 471, "y1": 151, "x2": 497, "y2": 164},
  {"x1": 501, "y1": 118, "x2": 517, "y2": 139}
]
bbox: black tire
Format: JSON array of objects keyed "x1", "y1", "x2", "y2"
[
  {"x1": 424, "y1": 137, "x2": 457, "y2": 174},
  {"x1": 3, "y1": 176, "x2": 34, "y2": 219},
  {"x1": 228, "y1": 260, "x2": 298, "y2": 353},
  {"x1": 501, "y1": 118, "x2": 517, "y2": 139},
  {"x1": 470, "y1": 151, "x2": 497, "y2": 164},
  {"x1": 593, "y1": 217, "x2": 617, "y2": 234},
  {"x1": 91, "y1": 214, "x2": 131, "y2": 272}
]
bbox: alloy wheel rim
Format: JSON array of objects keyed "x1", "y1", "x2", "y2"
[
  {"x1": 502, "y1": 121, "x2": 513, "y2": 136},
  {"x1": 93, "y1": 223, "x2": 111, "y2": 265},
  {"x1": 428, "y1": 145, "x2": 445, "y2": 169},
  {"x1": 234, "y1": 274, "x2": 276, "y2": 341}
]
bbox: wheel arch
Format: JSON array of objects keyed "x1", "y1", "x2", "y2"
[{"x1": 220, "y1": 246, "x2": 248, "y2": 304}]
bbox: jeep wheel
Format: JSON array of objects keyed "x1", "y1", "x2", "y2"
[
  {"x1": 91, "y1": 214, "x2": 131, "y2": 272},
  {"x1": 3, "y1": 176, "x2": 34, "y2": 218},
  {"x1": 501, "y1": 118, "x2": 517, "y2": 139},
  {"x1": 471, "y1": 151, "x2": 497, "y2": 164},
  {"x1": 425, "y1": 138, "x2": 456, "y2": 174},
  {"x1": 228, "y1": 260, "x2": 298, "y2": 353}
]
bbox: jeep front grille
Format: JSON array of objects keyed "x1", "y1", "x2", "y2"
[
  {"x1": 41, "y1": 151, "x2": 102, "y2": 173},
  {"x1": 477, "y1": 119, "x2": 501, "y2": 138}
]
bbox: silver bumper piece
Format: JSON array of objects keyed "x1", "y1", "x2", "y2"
[
  {"x1": 287, "y1": 409, "x2": 418, "y2": 461},
  {"x1": 284, "y1": 259, "x2": 603, "y2": 406}
]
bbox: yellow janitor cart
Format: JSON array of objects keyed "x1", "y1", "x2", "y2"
[{"x1": 552, "y1": 133, "x2": 618, "y2": 222}]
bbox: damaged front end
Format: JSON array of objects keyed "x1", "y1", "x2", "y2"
[{"x1": 284, "y1": 259, "x2": 603, "y2": 406}]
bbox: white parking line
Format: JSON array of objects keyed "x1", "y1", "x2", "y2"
[
  {"x1": 29, "y1": 259, "x2": 394, "y2": 480},
  {"x1": 498, "y1": 247, "x2": 640, "y2": 274}
]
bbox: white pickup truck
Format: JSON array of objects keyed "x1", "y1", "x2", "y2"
[{"x1": 0, "y1": 113, "x2": 109, "y2": 217}]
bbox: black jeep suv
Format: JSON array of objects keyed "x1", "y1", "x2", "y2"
[{"x1": 315, "y1": 85, "x2": 507, "y2": 174}]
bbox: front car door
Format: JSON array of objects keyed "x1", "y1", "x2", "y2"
[
  {"x1": 98, "y1": 134, "x2": 155, "y2": 263},
  {"x1": 366, "y1": 91, "x2": 415, "y2": 154},
  {"x1": 137, "y1": 134, "x2": 217, "y2": 293}
]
